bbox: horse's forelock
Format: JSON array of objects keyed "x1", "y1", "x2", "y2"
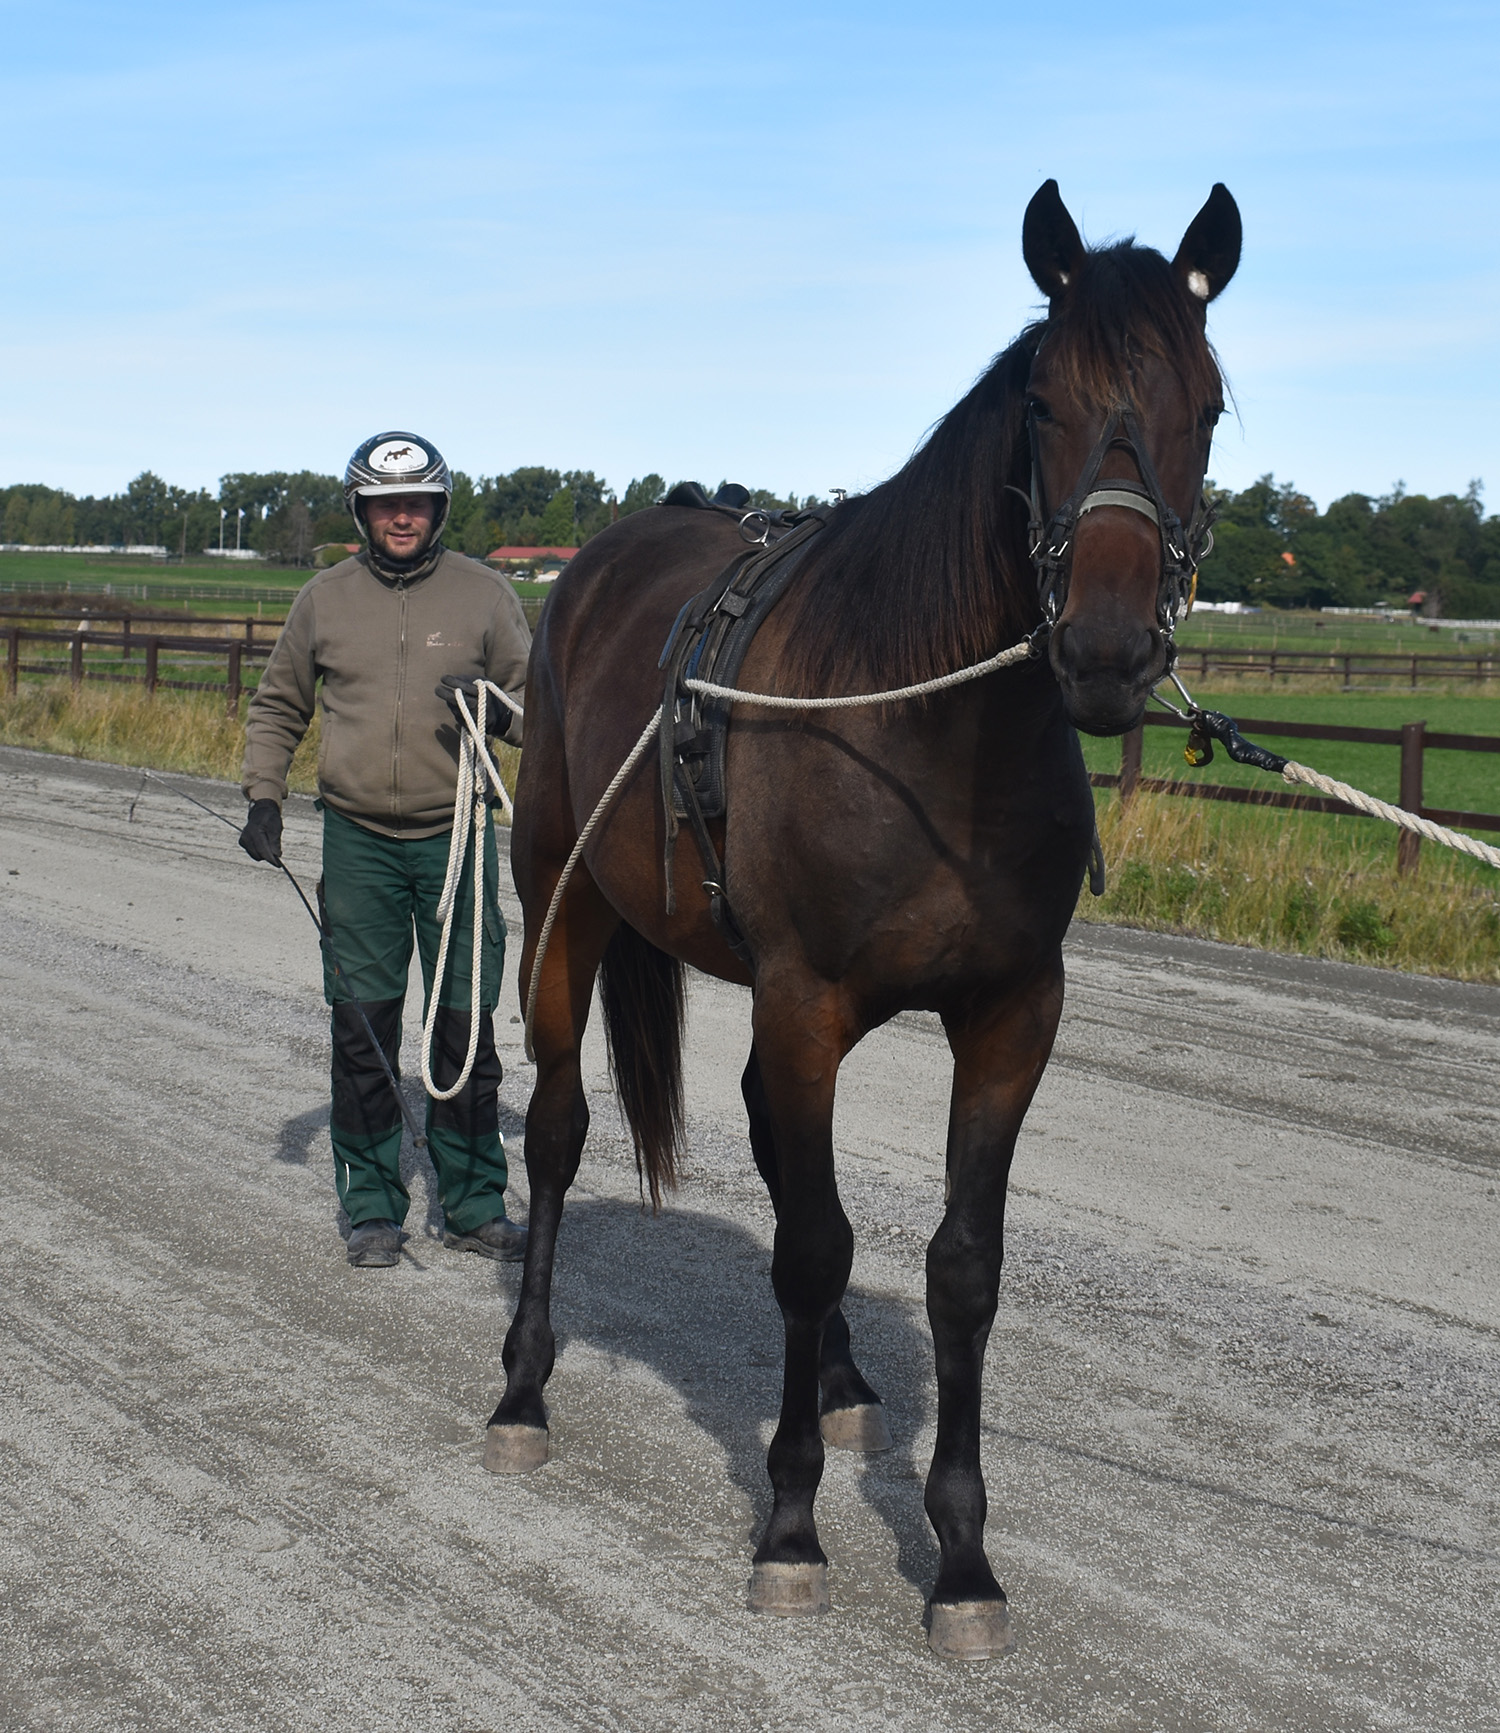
[{"x1": 1043, "y1": 242, "x2": 1224, "y2": 411}]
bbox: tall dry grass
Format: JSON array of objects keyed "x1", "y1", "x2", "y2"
[
  {"x1": 1082, "y1": 789, "x2": 1500, "y2": 983},
  {"x1": 0, "y1": 683, "x2": 305, "y2": 783},
  {"x1": 0, "y1": 681, "x2": 523, "y2": 804}
]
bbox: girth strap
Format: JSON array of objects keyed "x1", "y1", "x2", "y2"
[{"x1": 656, "y1": 509, "x2": 830, "y2": 958}]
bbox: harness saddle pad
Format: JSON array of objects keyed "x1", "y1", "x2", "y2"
[{"x1": 657, "y1": 507, "x2": 829, "y2": 822}]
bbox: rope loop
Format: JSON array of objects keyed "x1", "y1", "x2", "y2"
[{"x1": 421, "y1": 681, "x2": 522, "y2": 1100}]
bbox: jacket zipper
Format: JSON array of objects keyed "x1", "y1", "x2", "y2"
[{"x1": 393, "y1": 582, "x2": 406, "y2": 825}]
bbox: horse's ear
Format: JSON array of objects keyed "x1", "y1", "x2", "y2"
[
  {"x1": 1173, "y1": 184, "x2": 1241, "y2": 304},
  {"x1": 1022, "y1": 180, "x2": 1086, "y2": 301}
]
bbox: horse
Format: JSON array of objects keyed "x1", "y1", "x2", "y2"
[{"x1": 490, "y1": 178, "x2": 1241, "y2": 1659}]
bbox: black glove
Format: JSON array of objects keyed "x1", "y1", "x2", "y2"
[
  {"x1": 437, "y1": 675, "x2": 509, "y2": 737},
  {"x1": 238, "y1": 798, "x2": 283, "y2": 864}
]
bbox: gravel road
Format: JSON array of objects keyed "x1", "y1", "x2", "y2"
[{"x1": 1, "y1": 743, "x2": 1497, "y2": 1733}]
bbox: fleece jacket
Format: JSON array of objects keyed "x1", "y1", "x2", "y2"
[{"x1": 241, "y1": 547, "x2": 531, "y2": 839}]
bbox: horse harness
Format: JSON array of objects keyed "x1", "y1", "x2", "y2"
[
  {"x1": 655, "y1": 482, "x2": 831, "y2": 966},
  {"x1": 652, "y1": 420, "x2": 1204, "y2": 964},
  {"x1": 1022, "y1": 401, "x2": 1217, "y2": 634}
]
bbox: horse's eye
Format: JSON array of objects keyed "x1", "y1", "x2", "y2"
[
  {"x1": 1028, "y1": 399, "x2": 1053, "y2": 423},
  {"x1": 1201, "y1": 405, "x2": 1223, "y2": 430}
]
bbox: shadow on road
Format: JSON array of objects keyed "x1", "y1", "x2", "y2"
[
  {"x1": 531, "y1": 1193, "x2": 941, "y2": 1593},
  {"x1": 272, "y1": 1089, "x2": 942, "y2": 1588}
]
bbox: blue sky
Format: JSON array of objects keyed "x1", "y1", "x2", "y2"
[{"x1": 2, "y1": 0, "x2": 1497, "y2": 510}]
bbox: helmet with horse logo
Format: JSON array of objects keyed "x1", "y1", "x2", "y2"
[{"x1": 343, "y1": 430, "x2": 453, "y2": 545}]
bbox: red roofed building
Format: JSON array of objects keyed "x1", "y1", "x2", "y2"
[{"x1": 487, "y1": 546, "x2": 577, "y2": 564}]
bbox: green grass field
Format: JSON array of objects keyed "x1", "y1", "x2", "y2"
[
  {"x1": 1176, "y1": 606, "x2": 1498, "y2": 654},
  {"x1": 1077, "y1": 688, "x2": 1499, "y2": 815},
  {"x1": 0, "y1": 551, "x2": 553, "y2": 619}
]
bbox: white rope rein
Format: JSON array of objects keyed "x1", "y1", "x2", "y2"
[
  {"x1": 681, "y1": 637, "x2": 1036, "y2": 709},
  {"x1": 436, "y1": 646, "x2": 1500, "y2": 1092},
  {"x1": 518, "y1": 636, "x2": 1041, "y2": 1058},
  {"x1": 1281, "y1": 762, "x2": 1500, "y2": 870},
  {"x1": 520, "y1": 711, "x2": 665, "y2": 1059},
  {"x1": 421, "y1": 681, "x2": 525, "y2": 1100}
]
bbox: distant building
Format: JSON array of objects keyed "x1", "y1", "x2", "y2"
[
  {"x1": 0, "y1": 543, "x2": 169, "y2": 556},
  {"x1": 487, "y1": 546, "x2": 577, "y2": 568}
]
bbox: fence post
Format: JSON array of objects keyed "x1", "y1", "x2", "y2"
[
  {"x1": 145, "y1": 637, "x2": 159, "y2": 695},
  {"x1": 226, "y1": 641, "x2": 242, "y2": 718},
  {"x1": 1410, "y1": 654, "x2": 1418, "y2": 690},
  {"x1": 122, "y1": 616, "x2": 132, "y2": 662},
  {"x1": 1396, "y1": 720, "x2": 1426, "y2": 874},
  {"x1": 70, "y1": 635, "x2": 84, "y2": 690},
  {"x1": 5, "y1": 626, "x2": 17, "y2": 696},
  {"x1": 1120, "y1": 722, "x2": 1144, "y2": 805}
]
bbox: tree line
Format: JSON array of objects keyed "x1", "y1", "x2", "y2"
[
  {"x1": 4, "y1": 465, "x2": 1497, "y2": 615},
  {"x1": 1201, "y1": 476, "x2": 1499, "y2": 616},
  {"x1": 0, "y1": 469, "x2": 823, "y2": 566}
]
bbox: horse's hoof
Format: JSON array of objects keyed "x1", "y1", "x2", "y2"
[
  {"x1": 928, "y1": 1598, "x2": 1013, "y2": 1661},
  {"x1": 748, "y1": 1562, "x2": 830, "y2": 1616},
  {"x1": 820, "y1": 1402, "x2": 894, "y2": 1453},
  {"x1": 483, "y1": 1424, "x2": 550, "y2": 1474}
]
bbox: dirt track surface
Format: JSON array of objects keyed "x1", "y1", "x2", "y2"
[{"x1": 1, "y1": 742, "x2": 1497, "y2": 1733}]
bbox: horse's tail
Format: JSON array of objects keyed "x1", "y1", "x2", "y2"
[{"x1": 598, "y1": 922, "x2": 686, "y2": 1209}]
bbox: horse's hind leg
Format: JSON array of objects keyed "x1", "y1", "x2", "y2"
[
  {"x1": 484, "y1": 862, "x2": 617, "y2": 1473},
  {"x1": 924, "y1": 960, "x2": 1065, "y2": 1661},
  {"x1": 744, "y1": 991, "x2": 854, "y2": 1615},
  {"x1": 741, "y1": 1045, "x2": 892, "y2": 1453}
]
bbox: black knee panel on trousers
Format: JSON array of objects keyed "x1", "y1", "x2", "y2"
[
  {"x1": 426, "y1": 1007, "x2": 502, "y2": 1139},
  {"x1": 330, "y1": 997, "x2": 405, "y2": 1139}
]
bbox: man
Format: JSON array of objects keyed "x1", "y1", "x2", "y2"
[{"x1": 239, "y1": 431, "x2": 530, "y2": 1269}]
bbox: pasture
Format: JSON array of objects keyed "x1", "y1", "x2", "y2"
[
  {"x1": 1176, "y1": 607, "x2": 1500, "y2": 655},
  {"x1": 0, "y1": 550, "x2": 554, "y2": 618},
  {"x1": 1075, "y1": 689, "x2": 1500, "y2": 813}
]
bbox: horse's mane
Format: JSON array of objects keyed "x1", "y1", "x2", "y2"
[{"x1": 780, "y1": 240, "x2": 1224, "y2": 691}]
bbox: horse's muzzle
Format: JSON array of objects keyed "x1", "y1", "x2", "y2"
[{"x1": 1048, "y1": 615, "x2": 1168, "y2": 736}]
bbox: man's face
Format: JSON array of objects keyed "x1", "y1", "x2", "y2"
[{"x1": 364, "y1": 491, "x2": 438, "y2": 561}]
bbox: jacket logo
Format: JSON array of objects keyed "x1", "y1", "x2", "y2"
[{"x1": 426, "y1": 632, "x2": 456, "y2": 648}]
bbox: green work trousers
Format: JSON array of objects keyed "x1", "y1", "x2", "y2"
[{"x1": 319, "y1": 802, "x2": 508, "y2": 1232}]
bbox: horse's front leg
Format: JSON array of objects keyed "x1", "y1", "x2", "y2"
[
  {"x1": 741, "y1": 1045, "x2": 892, "y2": 1453},
  {"x1": 747, "y1": 985, "x2": 854, "y2": 1615},
  {"x1": 925, "y1": 958, "x2": 1065, "y2": 1659},
  {"x1": 484, "y1": 864, "x2": 617, "y2": 1473}
]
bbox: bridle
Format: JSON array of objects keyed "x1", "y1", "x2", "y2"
[{"x1": 1022, "y1": 399, "x2": 1217, "y2": 637}]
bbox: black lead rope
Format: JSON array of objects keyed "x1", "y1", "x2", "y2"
[
  {"x1": 1181, "y1": 707, "x2": 1289, "y2": 776},
  {"x1": 131, "y1": 769, "x2": 427, "y2": 1151}
]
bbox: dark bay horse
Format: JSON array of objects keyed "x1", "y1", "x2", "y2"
[{"x1": 493, "y1": 180, "x2": 1241, "y2": 1658}]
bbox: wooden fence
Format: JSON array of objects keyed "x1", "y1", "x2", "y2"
[
  {"x1": 4, "y1": 607, "x2": 1495, "y2": 872},
  {"x1": 1093, "y1": 712, "x2": 1500, "y2": 871},
  {"x1": 1174, "y1": 646, "x2": 1497, "y2": 685},
  {"x1": 1, "y1": 615, "x2": 275, "y2": 715}
]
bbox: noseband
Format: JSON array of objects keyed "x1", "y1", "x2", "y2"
[{"x1": 1023, "y1": 402, "x2": 1216, "y2": 635}]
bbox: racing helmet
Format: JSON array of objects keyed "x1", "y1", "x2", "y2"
[{"x1": 343, "y1": 431, "x2": 452, "y2": 543}]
